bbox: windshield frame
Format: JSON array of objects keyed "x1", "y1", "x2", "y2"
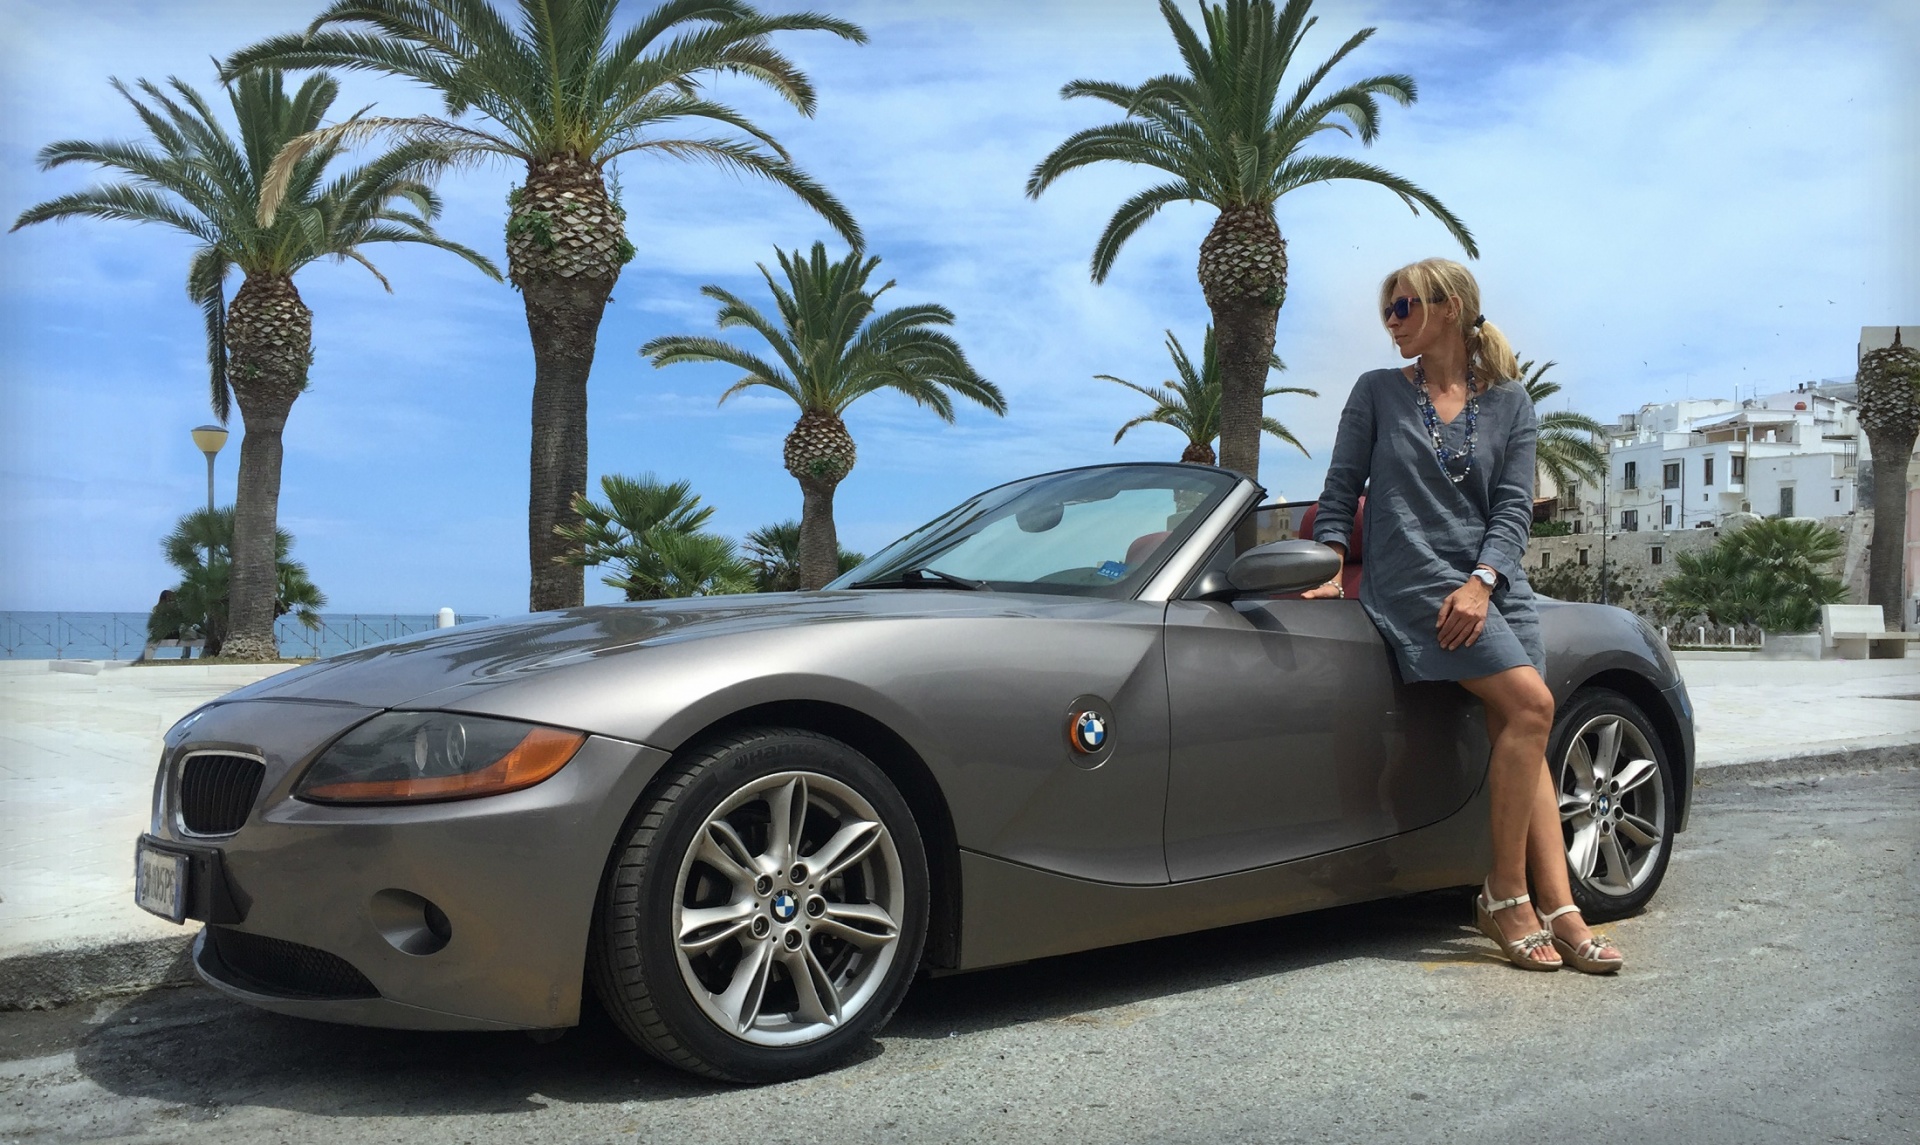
[{"x1": 828, "y1": 463, "x2": 1246, "y2": 600}]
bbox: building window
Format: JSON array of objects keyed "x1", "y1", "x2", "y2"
[
  {"x1": 1663, "y1": 462, "x2": 1680, "y2": 490},
  {"x1": 1623, "y1": 461, "x2": 1638, "y2": 491},
  {"x1": 1541, "y1": 551, "x2": 1552, "y2": 568},
  {"x1": 1704, "y1": 456, "x2": 1714, "y2": 486},
  {"x1": 1835, "y1": 487, "x2": 1842, "y2": 502},
  {"x1": 1732, "y1": 454, "x2": 1745, "y2": 482},
  {"x1": 1651, "y1": 546, "x2": 1663, "y2": 565},
  {"x1": 1780, "y1": 486, "x2": 1795, "y2": 517},
  {"x1": 1622, "y1": 510, "x2": 1638, "y2": 532},
  {"x1": 1663, "y1": 503, "x2": 1673, "y2": 526},
  {"x1": 1578, "y1": 548, "x2": 1590, "y2": 566}
]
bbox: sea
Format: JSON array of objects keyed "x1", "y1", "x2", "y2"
[{"x1": 0, "y1": 612, "x2": 491, "y2": 660}]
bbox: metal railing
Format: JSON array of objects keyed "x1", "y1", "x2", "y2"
[{"x1": 0, "y1": 612, "x2": 491, "y2": 660}]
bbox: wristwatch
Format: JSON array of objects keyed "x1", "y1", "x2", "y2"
[{"x1": 1470, "y1": 566, "x2": 1499, "y2": 589}]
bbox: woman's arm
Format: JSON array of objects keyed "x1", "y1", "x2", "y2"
[
  {"x1": 1476, "y1": 394, "x2": 1539, "y2": 585},
  {"x1": 1311, "y1": 374, "x2": 1376, "y2": 553}
]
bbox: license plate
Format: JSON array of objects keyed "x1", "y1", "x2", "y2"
[{"x1": 135, "y1": 841, "x2": 189, "y2": 923}]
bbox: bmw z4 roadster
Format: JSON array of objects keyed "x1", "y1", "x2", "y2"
[{"x1": 138, "y1": 462, "x2": 1692, "y2": 1081}]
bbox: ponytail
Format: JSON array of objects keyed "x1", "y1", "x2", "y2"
[{"x1": 1468, "y1": 316, "x2": 1519, "y2": 386}]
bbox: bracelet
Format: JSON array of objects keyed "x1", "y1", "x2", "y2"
[{"x1": 1325, "y1": 579, "x2": 1345, "y2": 598}]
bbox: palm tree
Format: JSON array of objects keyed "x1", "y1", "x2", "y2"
[
  {"x1": 554, "y1": 473, "x2": 752, "y2": 599},
  {"x1": 147, "y1": 506, "x2": 327, "y2": 657},
  {"x1": 1856, "y1": 328, "x2": 1920, "y2": 622},
  {"x1": 227, "y1": 0, "x2": 867, "y2": 613},
  {"x1": 13, "y1": 71, "x2": 495, "y2": 660},
  {"x1": 1028, "y1": 0, "x2": 1472, "y2": 482},
  {"x1": 1099, "y1": 325, "x2": 1314, "y2": 465},
  {"x1": 743, "y1": 520, "x2": 864, "y2": 591},
  {"x1": 1662, "y1": 517, "x2": 1845, "y2": 633},
  {"x1": 1520, "y1": 359, "x2": 1606, "y2": 517},
  {"x1": 643, "y1": 243, "x2": 1006, "y2": 589}
]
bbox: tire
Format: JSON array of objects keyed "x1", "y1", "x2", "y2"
[
  {"x1": 1547, "y1": 688, "x2": 1677, "y2": 922},
  {"x1": 588, "y1": 728, "x2": 929, "y2": 1083}
]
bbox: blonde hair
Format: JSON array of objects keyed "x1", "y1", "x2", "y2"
[{"x1": 1378, "y1": 258, "x2": 1519, "y2": 386}]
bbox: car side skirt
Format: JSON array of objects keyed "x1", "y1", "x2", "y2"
[{"x1": 955, "y1": 779, "x2": 1491, "y2": 971}]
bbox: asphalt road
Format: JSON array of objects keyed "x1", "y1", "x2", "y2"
[{"x1": 3, "y1": 768, "x2": 1915, "y2": 1145}]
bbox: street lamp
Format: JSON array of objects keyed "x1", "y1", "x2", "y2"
[{"x1": 191, "y1": 424, "x2": 228, "y2": 514}]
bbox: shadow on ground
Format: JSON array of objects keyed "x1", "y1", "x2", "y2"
[{"x1": 45, "y1": 888, "x2": 1491, "y2": 1119}]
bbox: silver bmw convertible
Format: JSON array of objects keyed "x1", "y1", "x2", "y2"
[{"x1": 137, "y1": 462, "x2": 1692, "y2": 1081}]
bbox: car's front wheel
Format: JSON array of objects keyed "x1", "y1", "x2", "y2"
[
  {"x1": 1548, "y1": 689, "x2": 1676, "y2": 922},
  {"x1": 590, "y1": 728, "x2": 928, "y2": 1082}
]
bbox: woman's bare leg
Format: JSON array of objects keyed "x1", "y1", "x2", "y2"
[{"x1": 1459, "y1": 666, "x2": 1558, "y2": 961}]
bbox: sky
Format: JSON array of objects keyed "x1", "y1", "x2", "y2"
[{"x1": 2, "y1": 0, "x2": 1915, "y2": 615}]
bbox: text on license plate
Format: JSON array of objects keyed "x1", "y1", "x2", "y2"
[{"x1": 135, "y1": 844, "x2": 188, "y2": 923}]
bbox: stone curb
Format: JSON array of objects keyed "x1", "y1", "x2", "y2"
[
  {"x1": 1695, "y1": 741, "x2": 1920, "y2": 786},
  {"x1": 0, "y1": 931, "x2": 199, "y2": 1011},
  {"x1": 3, "y1": 744, "x2": 1915, "y2": 1011}
]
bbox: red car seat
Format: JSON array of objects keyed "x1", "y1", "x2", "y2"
[
  {"x1": 1124, "y1": 531, "x2": 1171, "y2": 568},
  {"x1": 1293, "y1": 497, "x2": 1366, "y2": 598}
]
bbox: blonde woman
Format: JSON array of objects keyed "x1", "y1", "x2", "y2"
[{"x1": 1304, "y1": 258, "x2": 1622, "y2": 974}]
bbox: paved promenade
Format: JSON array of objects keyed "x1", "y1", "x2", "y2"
[{"x1": 3, "y1": 654, "x2": 1918, "y2": 1009}]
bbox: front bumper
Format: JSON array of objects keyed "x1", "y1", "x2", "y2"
[{"x1": 150, "y1": 698, "x2": 671, "y2": 1030}]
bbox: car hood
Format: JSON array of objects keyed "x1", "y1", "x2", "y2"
[{"x1": 218, "y1": 591, "x2": 1140, "y2": 709}]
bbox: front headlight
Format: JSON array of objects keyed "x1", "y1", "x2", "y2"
[{"x1": 295, "y1": 711, "x2": 586, "y2": 805}]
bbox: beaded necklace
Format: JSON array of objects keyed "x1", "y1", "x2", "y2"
[{"x1": 1413, "y1": 360, "x2": 1478, "y2": 484}]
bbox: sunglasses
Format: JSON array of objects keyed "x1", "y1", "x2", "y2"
[{"x1": 1383, "y1": 295, "x2": 1444, "y2": 321}]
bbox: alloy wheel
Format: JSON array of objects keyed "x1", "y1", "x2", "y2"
[
  {"x1": 1557, "y1": 712, "x2": 1667, "y2": 897},
  {"x1": 672, "y1": 770, "x2": 906, "y2": 1047}
]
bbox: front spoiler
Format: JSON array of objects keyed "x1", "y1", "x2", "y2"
[{"x1": 192, "y1": 928, "x2": 530, "y2": 1031}]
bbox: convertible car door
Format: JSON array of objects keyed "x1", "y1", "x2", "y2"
[{"x1": 1160, "y1": 597, "x2": 1482, "y2": 883}]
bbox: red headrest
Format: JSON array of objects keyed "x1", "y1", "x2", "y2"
[
  {"x1": 1295, "y1": 498, "x2": 1365, "y2": 564},
  {"x1": 1125, "y1": 530, "x2": 1171, "y2": 567}
]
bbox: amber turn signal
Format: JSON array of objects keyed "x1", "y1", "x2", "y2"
[{"x1": 300, "y1": 725, "x2": 586, "y2": 804}]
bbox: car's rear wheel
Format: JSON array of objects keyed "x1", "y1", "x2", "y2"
[
  {"x1": 1548, "y1": 689, "x2": 1676, "y2": 922},
  {"x1": 589, "y1": 728, "x2": 928, "y2": 1082}
]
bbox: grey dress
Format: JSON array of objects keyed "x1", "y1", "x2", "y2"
[{"x1": 1311, "y1": 367, "x2": 1546, "y2": 682}]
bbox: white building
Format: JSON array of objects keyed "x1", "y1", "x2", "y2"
[{"x1": 1592, "y1": 385, "x2": 1862, "y2": 534}]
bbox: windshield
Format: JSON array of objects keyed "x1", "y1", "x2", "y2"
[{"x1": 830, "y1": 465, "x2": 1241, "y2": 598}]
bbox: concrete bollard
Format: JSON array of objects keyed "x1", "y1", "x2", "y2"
[{"x1": 437, "y1": 607, "x2": 456, "y2": 629}]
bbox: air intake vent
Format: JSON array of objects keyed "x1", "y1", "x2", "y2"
[
  {"x1": 205, "y1": 927, "x2": 377, "y2": 999},
  {"x1": 179, "y1": 753, "x2": 264, "y2": 835}
]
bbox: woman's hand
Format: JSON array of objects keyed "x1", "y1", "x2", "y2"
[
  {"x1": 1300, "y1": 576, "x2": 1344, "y2": 599},
  {"x1": 1436, "y1": 575, "x2": 1493, "y2": 649},
  {"x1": 1300, "y1": 542, "x2": 1346, "y2": 599}
]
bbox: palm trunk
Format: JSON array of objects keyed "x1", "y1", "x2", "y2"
[
  {"x1": 1198, "y1": 206, "x2": 1286, "y2": 480},
  {"x1": 784, "y1": 410, "x2": 858, "y2": 590},
  {"x1": 511, "y1": 154, "x2": 628, "y2": 612},
  {"x1": 797, "y1": 477, "x2": 842, "y2": 590},
  {"x1": 219, "y1": 273, "x2": 310, "y2": 662},
  {"x1": 1181, "y1": 441, "x2": 1217, "y2": 466},
  {"x1": 1866, "y1": 429, "x2": 1914, "y2": 626}
]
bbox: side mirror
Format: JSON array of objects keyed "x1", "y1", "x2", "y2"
[{"x1": 1211, "y1": 540, "x2": 1343, "y2": 598}]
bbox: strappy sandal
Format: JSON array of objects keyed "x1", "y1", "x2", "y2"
[
  {"x1": 1474, "y1": 883, "x2": 1561, "y2": 971},
  {"x1": 1539, "y1": 904, "x2": 1624, "y2": 974}
]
